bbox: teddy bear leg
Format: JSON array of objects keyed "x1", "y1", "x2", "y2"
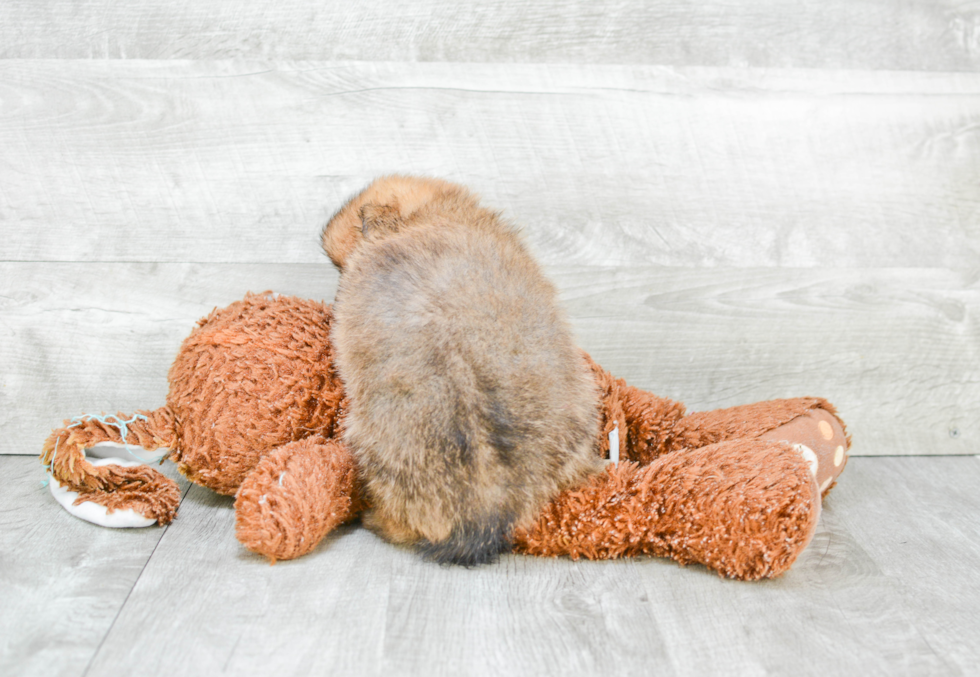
[
  {"x1": 667, "y1": 398, "x2": 850, "y2": 497},
  {"x1": 666, "y1": 397, "x2": 845, "y2": 450},
  {"x1": 513, "y1": 438, "x2": 822, "y2": 580},
  {"x1": 41, "y1": 409, "x2": 181, "y2": 527},
  {"x1": 758, "y1": 407, "x2": 849, "y2": 497},
  {"x1": 234, "y1": 437, "x2": 364, "y2": 563}
]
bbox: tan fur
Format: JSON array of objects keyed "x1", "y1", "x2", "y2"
[
  {"x1": 322, "y1": 175, "x2": 465, "y2": 270},
  {"x1": 323, "y1": 176, "x2": 603, "y2": 562}
]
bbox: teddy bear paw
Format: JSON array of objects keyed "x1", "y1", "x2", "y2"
[{"x1": 761, "y1": 408, "x2": 849, "y2": 497}]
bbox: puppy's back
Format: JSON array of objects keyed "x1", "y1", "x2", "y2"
[{"x1": 329, "y1": 178, "x2": 601, "y2": 564}]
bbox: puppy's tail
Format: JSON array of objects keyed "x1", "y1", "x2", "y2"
[{"x1": 417, "y1": 512, "x2": 514, "y2": 567}]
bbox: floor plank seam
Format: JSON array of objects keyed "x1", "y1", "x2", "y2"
[{"x1": 78, "y1": 485, "x2": 192, "y2": 677}]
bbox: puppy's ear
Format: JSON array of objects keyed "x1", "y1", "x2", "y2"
[{"x1": 359, "y1": 202, "x2": 402, "y2": 241}]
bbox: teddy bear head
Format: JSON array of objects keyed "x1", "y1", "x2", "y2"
[{"x1": 165, "y1": 293, "x2": 345, "y2": 494}]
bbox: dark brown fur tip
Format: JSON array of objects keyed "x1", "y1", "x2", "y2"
[{"x1": 416, "y1": 512, "x2": 515, "y2": 567}]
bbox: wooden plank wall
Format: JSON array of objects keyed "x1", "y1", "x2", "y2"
[
  {"x1": 1, "y1": 2, "x2": 978, "y2": 456},
  {"x1": 3, "y1": 1, "x2": 980, "y2": 71}
]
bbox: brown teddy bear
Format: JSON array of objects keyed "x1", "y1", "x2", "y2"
[{"x1": 41, "y1": 292, "x2": 849, "y2": 580}]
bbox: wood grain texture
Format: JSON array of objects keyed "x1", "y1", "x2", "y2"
[
  {"x1": 2, "y1": 2, "x2": 976, "y2": 673},
  {"x1": 380, "y1": 556, "x2": 672, "y2": 675},
  {"x1": 634, "y1": 456, "x2": 980, "y2": 676},
  {"x1": 83, "y1": 483, "x2": 394, "y2": 676},
  {"x1": 560, "y1": 266, "x2": 980, "y2": 457},
  {"x1": 1, "y1": 61, "x2": 978, "y2": 267},
  {"x1": 0, "y1": 456, "x2": 189, "y2": 677},
  {"x1": 0, "y1": 262, "x2": 339, "y2": 457},
  {"x1": 5, "y1": 456, "x2": 974, "y2": 676},
  {"x1": 3, "y1": 263, "x2": 976, "y2": 456},
  {"x1": 834, "y1": 456, "x2": 980, "y2": 673},
  {"x1": 2, "y1": 0, "x2": 980, "y2": 71},
  {"x1": 82, "y1": 482, "x2": 674, "y2": 676}
]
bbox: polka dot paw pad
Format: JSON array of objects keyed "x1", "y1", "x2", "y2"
[{"x1": 760, "y1": 409, "x2": 849, "y2": 496}]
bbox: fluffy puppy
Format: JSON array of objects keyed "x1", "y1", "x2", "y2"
[{"x1": 322, "y1": 176, "x2": 602, "y2": 565}]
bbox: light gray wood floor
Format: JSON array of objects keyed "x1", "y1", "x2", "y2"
[
  {"x1": 3, "y1": 454, "x2": 979, "y2": 677},
  {"x1": 3, "y1": 1, "x2": 979, "y2": 675}
]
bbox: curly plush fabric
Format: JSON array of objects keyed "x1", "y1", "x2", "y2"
[
  {"x1": 584, "y1": 353, "x2": 686, "y2": 465},
  {"x1": 41, "y1": 409, "x2": 180, "y2": 523},
  {"x1": 512, "y1": 439, "x2": 822, "y2": 580},
  {"x1": 167, "y1": 293, "x2": 344, "y2": 495},
  {"x1": 586, "y1": 353, "x2": 849, "y2": 464},
  {"x1": 235, "y1": 437, "x2": 363, "y2": 562},
  {"x1": 41, "y1": 292, "x2": 849, "y2": 577},
  {"x1": 41, "y1": 293, "x2": 347, "y2": 527}
]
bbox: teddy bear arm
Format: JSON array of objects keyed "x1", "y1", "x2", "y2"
[
  {"x1": 234, "y1": 437, "x2": 364, "y2": 563},
  {"x1": 512, "y1": 438, "x2": 822, "y2": 580},
  {"x1": 41, "y1": 408, "x2": 181, "y2": 526},
  {"x1": 615, "y1": 382, "x2": 687, "y2": 464},
  {"x1": 583, "y1": 352, "x2": 687, "y2": 465}
]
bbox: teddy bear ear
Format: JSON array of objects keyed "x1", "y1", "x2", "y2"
[{"x1": 358, "y1": 202, "x2": 402, "y2": 241}]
